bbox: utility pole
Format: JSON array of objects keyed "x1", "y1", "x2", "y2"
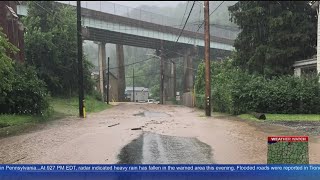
[
  {"x1": 204, "y1": 1, "x2": 211, "y2": 116},
  {"x1": 102, "y1": 58, "x2": 106, "y2": 102},
  {"x1": 107, "y1": 57, "x2": 110, "y2": 104},
  {"x1": 171, "y1": 61, "x2": 176, "y2": 99},
  {"x1": 160, "y1": 42, "x2": 164, "y2": 104},
  {"x1": 77, "y1": 1, "x2": 84, "y2": 118},
  {"x1": 132, "y1": 67, "x2": 135, "y2": 102},
  {"x1": 160, "y1": 55, "x2": 164, "y2": 104}
]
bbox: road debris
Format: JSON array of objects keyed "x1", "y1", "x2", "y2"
[{"x1": 108, "y1": 123, "x2": 120, "y2": 127}]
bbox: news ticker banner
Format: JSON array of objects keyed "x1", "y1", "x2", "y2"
[
  {"x1": 2, "y1": 164, "x2": 320, "y2": 180},
  {"x1": 267, "y1": 136, "x2": 309, "y2": 164},
  {"x1": 1, "y1": 164, "x2": 320, "y2": 173}
]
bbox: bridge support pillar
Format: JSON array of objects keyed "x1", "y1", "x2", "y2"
[
  {"x1": 183, "y1": 49, "x2": 194, "y2": 93},
  {"x1": 164, "y1": 57, "x2": 170, "y2": 101},
  {"x1": 167, "y1": 60, "x2": 176, "y2": 101},
  {"x1": 116, "y1": 44, "x2": 126, "y2": 101},
  {"x1": 156, "y1": 48, "x2": 164, "y2": 104},
  {"x1": 98, "y1": 42, "x2": 106, "y2": 101}
]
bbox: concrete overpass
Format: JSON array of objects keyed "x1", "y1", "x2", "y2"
[{"x1": 17, "y1": 1, "x2": 236, "y2": 103}]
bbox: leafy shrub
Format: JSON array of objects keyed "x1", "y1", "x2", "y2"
[
  {"x1": 0, "y1": 27, "x2": 49, "y2": 116},
  {"x1": 0, "y1": 63, "x2": 49, "y2": 115},
  {"x1": 195, "y1": 59, "x2": 320, "y2": 115},
  {"x1": 195, "y1": 94, "x2": 205, "y2": 109},
  {"x1": 92, "y1": 90, "x2": 103, "y2": 101},
  {"x1": 0, "y1": 28, "x2": 17, "y2": 107}
]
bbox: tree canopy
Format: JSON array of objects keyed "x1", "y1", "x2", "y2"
[
  {"x1": 23, "y1": 1, "x2": 94, "y2": 96},
  {"x1": 0, "y1": 28, "x2": 18, "y2": 106},
  {"x1": 228, "y1": 1, "x2": 317, "y2": 77}
]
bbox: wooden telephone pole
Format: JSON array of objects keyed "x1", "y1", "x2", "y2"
[
  {"x1": 204, "y1": 1, "x2": 211, "y2": 116},
  {"x1": 160, "y1": 41, "x2": 164, "y2": 104},
  {"x1": 107, "y1": 57, "x2": 110, "y2": 104},
  {"x1": 77, "y1": 1, "x2": 84, "y2": 118},
  {"x1": 133, "y1": 67, "x2": 135, "y2": 102}
]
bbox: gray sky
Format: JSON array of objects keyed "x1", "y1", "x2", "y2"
[{"x1": 109, "y1": 1, "x2": 184, "y2": 8}]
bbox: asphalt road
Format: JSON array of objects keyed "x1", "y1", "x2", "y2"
[{"x1": 118, "y1": 132, "x2": 214, "y2": 164}]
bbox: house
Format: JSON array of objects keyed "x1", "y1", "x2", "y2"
[
  {"x1": 91, "y1": 71, "x2": 119, "y2": 102},
  {"x1": 293, "y1": 2, "x2": 319, "y2": 77},
  {"x1": 293, "y1": 56, "x2": 317, "y2": 77},
  {"x1": 0, "y1": 1, "x2": 25, "y2": 62},
  {"x1": 312, "y1": 1, "x2": 320, "y2": 75},
  {"x1": 125, "y1": 87, "x2": 149, "y2": 102}
]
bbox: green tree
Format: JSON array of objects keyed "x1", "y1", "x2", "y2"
[
  {"x1": 23, "y1": 1, "x2": 94, "y2": 96},
  {"x1": 0, "y1": 27, "x2": 49, "y2": 115},
  {"x1": 0, "y1": 27, "x2": 18, "y2": 106},
  {"x1": 228, "y1": 1, "x2": 317, "y2": 77}
]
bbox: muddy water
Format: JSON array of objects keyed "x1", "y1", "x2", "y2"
[
  {"x1": 134, "y1": 111, "x2": 170, "y2": 117},
  {"x1": 0, "y1": 102, "x2": 320, "y2": 164},
  {"x1": 193, "y1": 115, "x2": 320, "y2": 164}
]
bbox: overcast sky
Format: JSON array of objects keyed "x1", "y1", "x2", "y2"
[{"x1": 109, "y1": 1, "x2": 184, "y2": 8}]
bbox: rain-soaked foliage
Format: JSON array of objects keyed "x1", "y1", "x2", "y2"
[
  {"x1": 23, "y1": 1, "x2": 94, "y2": 97},
  {"x1": 195, "y1": 60, "x2": 320, "y2": 115},
  {"x1": 229, "y1": 1, "x2": 317, "y2": 77}
]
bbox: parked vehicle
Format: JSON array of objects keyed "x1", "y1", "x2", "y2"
[{"x1": 147, "y1": 99, "x2": 155, "y2": 103}]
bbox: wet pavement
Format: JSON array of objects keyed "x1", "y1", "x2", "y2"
[
  {"x1": 118, "y1": 132, "x2": 213, "y2": 164},
  {"x1": 134, "y1": 111, "x2": 171, "y2": 117},
  {"x1": 266, "y1": 121, "x2": 320, "y2": 137}
]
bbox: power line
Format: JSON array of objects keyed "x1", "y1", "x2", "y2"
[
  {"x1": 179, "y1": 1, "x2": 190, "y2": 28},
  {"x1": 170, "y1": 22, "x2": 239, "y2": 30},
  {"x1": 195, "y1": 1, "x2": 204, "y2": 6},
  {"x1": 125, "y1": 71, "x2": 160, "y2": 78},
  {"x1": 176, "y1": 1, "x2": 196, "y2": 43},
  {"x1": 186, "y1": 1, "x2": 225, "y2": 45},
  {"x1": 196, "y1": 1, "x2": 225, "y2": 33},
  {"x1": 109, "y1": 57, "x2": 156, "y2": 70},
  {"x1": 125, "y1": 72, "x2": 176, "y2": 79}
]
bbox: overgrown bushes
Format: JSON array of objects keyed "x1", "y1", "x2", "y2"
[
  {"x1": 0, "y1": 63, "x2": 49, "y2": 115},
  {"x1": 195, "y1": 59, "x2": 320, "y2": 115},
  {"x1": 1, "y1": 27, "x2": 49, "y2": 116}
]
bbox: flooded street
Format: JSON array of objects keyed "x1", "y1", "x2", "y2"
[
  {"x1": 118, "y1": 132, "x2": 213, "y2": 164},
  {"x1": 0, "y1": 102, "x2": 320, "y2": 164}
]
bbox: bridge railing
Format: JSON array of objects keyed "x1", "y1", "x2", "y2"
[
  {"x1": 63, "y1": 1, "x2": 181, "y2": 28},
  {"x1": 104, "y1": 1, "x2": 179, "y2": 28}
]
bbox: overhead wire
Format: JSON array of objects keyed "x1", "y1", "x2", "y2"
[
  {"x1": 196, "y1": 1, "x2": 225, "y2": 33},
  {"x1": 176, "y1": 1, "x2": 196, "y2": 43},
  {"x1": 186, "y1": 1, "x2": 225, "y2": 45},
  {"x1": 179, "y1": 1, "x2": 190, "y2": 28}
]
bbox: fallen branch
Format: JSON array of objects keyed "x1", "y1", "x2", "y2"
[{"x1": 108, "y1": 123, "x2": 120, "y2": 127}]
